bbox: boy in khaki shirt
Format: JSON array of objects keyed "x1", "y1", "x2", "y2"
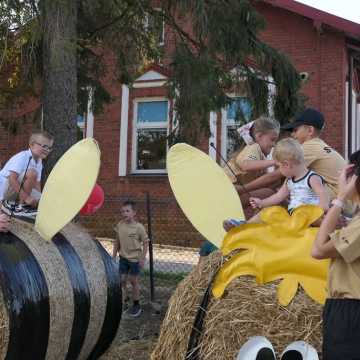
[
  {"x1": 112, "y1": 201, "x2": 149, "y2": 317},
  {"x1": 312, "y1": 151, "x2": 360, "y2": 359}
]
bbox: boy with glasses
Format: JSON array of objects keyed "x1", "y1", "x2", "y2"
[{"x1": 0, "y1": 130, "x2": 54, "y2": 218}]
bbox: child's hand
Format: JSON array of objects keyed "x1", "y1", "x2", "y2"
[
  {"x1": 249, "y1": 197, "x2": 262, "y2": 209},
  {"x1": 139, "y1": 258, "x2": 145, "y2": 268}
]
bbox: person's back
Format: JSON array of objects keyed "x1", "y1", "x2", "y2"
[
  {"x1": 302, "y1": 137, "x2": 346, "y2": 199},
  {"x1": 224, "y1": 142, "x2": 267, "y2": 184}
]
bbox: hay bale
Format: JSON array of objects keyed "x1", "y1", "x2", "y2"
[
  {"x1": 0, "y1": 218, "x2": 121, "y2": 360},
  {"x1": 151, "y1": 251, "x2": 323, "y2": 360}
]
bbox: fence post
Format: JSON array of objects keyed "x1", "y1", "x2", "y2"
[{"x1": 145, "y1": 192, "x2": 155, "y2": 302}]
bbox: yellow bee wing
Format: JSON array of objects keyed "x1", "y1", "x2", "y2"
[
  {"x1": 35, "y1": 138, "x2": 100, "y2": 241},
  {"x1": 167, "y1": 143, "x2": 244, "y2": 248}
]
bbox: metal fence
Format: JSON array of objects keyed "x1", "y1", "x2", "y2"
[{"x1": 94, "y1": 192, "x2": 205, "y2": 301}]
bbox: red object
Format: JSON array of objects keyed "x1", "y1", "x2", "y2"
[{"x1": 80, "y1": 184, "x2": 105, "y2": 215}]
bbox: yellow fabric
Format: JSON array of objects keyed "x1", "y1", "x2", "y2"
[
  {"x1": 303, "y1": 138, "x2": 346, "y2": 196},
  {"x1": 114, "y1": 221, "x2": 149, "y2": 262},
  {"x1": 328, "y1": 214, "x2": 360, "y2": 299},
  {"x1": 223, "y1": 143, "x2": 266, "y2": 184},
  {"x1": 212, "y1": 205, "x2": 329, "y2": 306},
  {"x1": 167, "y1": 143, "x2": 244, "y2": 248},
  {"x1": 35, "y1": 138, "x2": 101, "y2": 241}
]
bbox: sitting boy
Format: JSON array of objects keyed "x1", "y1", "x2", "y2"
[
  {"x1": 0, "y1": 130, "x2": 54, "y2": 217},
  {"x1": 224, "y1": 138, "x2": 329, "y2": 229}
]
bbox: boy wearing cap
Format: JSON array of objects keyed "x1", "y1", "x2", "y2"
[{"x1": 283, "y1": 108, "x2": 346, "y2": 205}]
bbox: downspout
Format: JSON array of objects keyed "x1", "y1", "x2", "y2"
[{"x1": 348, "y1": 51, "x2": 354, "y2": 158}]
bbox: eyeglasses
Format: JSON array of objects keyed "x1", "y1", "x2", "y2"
[{"x1": 34, "y1": 142, "x2": 53, "y2": 151}]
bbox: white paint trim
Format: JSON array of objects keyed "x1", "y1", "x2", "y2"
[
  {"x1": 133, "y1": 81, "x2": 167, "y2": 88},
  {"x1": 119, "y1": 85, "x2": 129, "y2": 176},
  {"x1": 86, "y1": 89, "x2": 94, "y2": 138},
  {"x1": 136, "y1": 70, "x2": 167, "y2": 81},
  {"x1": 220, "y1": 108, "x2": 227, "y2": 159},
  {"x1": 209, "y1": 111, "x2": 217, "y2": 160}
]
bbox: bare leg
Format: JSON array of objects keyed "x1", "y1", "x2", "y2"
[
  {"x1": 129, "y1": 274, "x2": 140, "y2": 302},
  {"x1": 121, "y1": 275, "x2": 128, "y2": 302},
  {"x1": 18, "y1": 169, "x2": 38, "y2": 204}
]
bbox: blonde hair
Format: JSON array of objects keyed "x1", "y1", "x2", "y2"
[
  {"x1": 273, "y1": 138, "x2": 304, "y2": 164},
  {"x1": 251, "y1": 116, "x2": 280, "y2": 137},
  {"x1": 29, "y1": 131, "x2": 54, "y2": 144}
]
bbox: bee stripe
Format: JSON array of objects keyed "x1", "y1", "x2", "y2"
[{"x1": 0, "y1": 232, "x2": 50, "y2": 359}]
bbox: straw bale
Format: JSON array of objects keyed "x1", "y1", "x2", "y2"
[
  {"x1": 10, "y1": 219, "x2": 74, "y2": 360},
  {"x1": 61, "y1": 222, "x2": 108, "y2": 360},
  {"x1": 0, "y1": 288, "x2": 9, "y2": 360},
  {"x1": 152, "y1": 251, "x2": 323, "y2": 360}
]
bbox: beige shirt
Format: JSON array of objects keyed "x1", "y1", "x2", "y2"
[
  {"x1": 328, "y1": 214, "x2": 360, "y2": 299},
  {"x1": 114, "y1": 221, "x2": 149, "y2": 262},
  {"x1": 302, "y1": 138, "x2": 346, "y2": 198},
  {"x1": 224, "y1": 143, "x2": 266, "y2": 184}
]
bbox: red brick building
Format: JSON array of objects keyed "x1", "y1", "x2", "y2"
[{"x1": 2, "y1": 1, "x2": 360, "y2": 246}]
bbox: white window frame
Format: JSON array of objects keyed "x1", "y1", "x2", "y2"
[
  {"x1": 221, "y1": 94, "x2": 250, "y2": 160},
  {"x1": 131, "y1": 97, "x2": 169, "y2": 174}
]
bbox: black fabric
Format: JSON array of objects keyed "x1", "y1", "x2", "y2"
[
  {"x1": 323, "y1": 298, "x2": 360, "y2": 360},
  {"x1": 256, "y1": 348, "x2": 276, "y2": 360},
  {"x1": 53, "y1": 233, "x2": 90, "y2": 360},
  {"x1": 281, "y1": 350, "x2": 303, "y2": 360},
  {"x1": 282, "y1": 108, "x2": 324, "y2": 131},
  {"x1": 185, "y1": 272, "x2": 218, "y2": 360},
  {"x1": 0, "y1": 232, "x2": 50, "y2": 359},
  {"x1": 87, "y1": 239, "x2": 122, "y2": 360}
]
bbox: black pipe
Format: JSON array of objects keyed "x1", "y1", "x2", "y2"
[
  {"x1": 348, "y1": 52, "x2": 354, "y2": 159},
  {"x1": 146, "y1": 192, "x2": 155, "y2": 302}
]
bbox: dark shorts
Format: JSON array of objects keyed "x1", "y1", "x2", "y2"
[
  {"x1": 199, "y1": 240, "x2": 218, "y2": 257},
  {"x1": 119, "y1": 256, "x2": 140, "y2": 276},
  {"x1": 323, "y1": 298, "x2": 360, "y2": 360}
]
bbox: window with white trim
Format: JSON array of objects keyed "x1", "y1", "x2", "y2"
[
  {"x1": 145, "y1": 9, "x2": 165, "y2": 46},
  {"x1": 222, "y1": 97, "x2": 252, "y2": 160},
  {"x1": 132, "y1": 99, "x2": 168, "y2": 173}
]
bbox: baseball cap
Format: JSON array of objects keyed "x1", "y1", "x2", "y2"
[{"x1": 282, "y1": 108, "x2": 325, "y2": 131}]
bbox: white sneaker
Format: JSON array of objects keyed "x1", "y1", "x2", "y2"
[
  {"x1": 236, "y1": 336, "x2": 276, "y2": 360},
  {"x1": 1, "y1": 201, "x2": 37, "y2": 219},
  {"x1": 280, "y1": 341, "x2": 319, "y2": 360}
]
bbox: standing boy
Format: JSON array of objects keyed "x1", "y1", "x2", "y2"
[
  {"x1": 112, "y1": 200, "x2": 149, "y2": 317},
  {"x1": 0, "y1": 130, "x2": 54, "y2": 218}
]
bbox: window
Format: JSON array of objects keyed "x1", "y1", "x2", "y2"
[
  {"x1": 222, "y1": 97, "x2": 251, "y2": 160},
  {"x1": 132, "y1": 99, "x2": 169, "y2": 173},
  {"x1": 145, "y1": 9, "x2": 165, "y2": 45}
]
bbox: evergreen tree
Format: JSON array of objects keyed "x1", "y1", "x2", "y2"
[{"x1": 0, "y1": 0, "x2": 303, "y2": 171}]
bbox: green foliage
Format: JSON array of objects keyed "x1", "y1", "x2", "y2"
[{"x1": 0, "y1": 0, "x2": 303, "y2": 141}]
